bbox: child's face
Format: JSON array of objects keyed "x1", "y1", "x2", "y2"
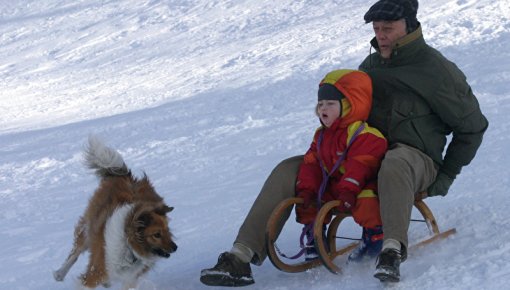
[{"x1": 317, "y1": 100, "x2": 341, "y2": 127}]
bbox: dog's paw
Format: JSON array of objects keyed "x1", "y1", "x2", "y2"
[
  {"x1": 53, "y1": 270, "x2": 65, "y2": 281},
  {"x1": 102, "y1": 281, "x2": 112, "y2": 288}
]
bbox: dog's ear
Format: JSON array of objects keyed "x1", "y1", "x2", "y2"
[
  {"x1": 155, "y1": 205, "x2": 174, "y2": 216},
  {"x1": 136, "y1": 211, "x2": 153, "y2": 228}
]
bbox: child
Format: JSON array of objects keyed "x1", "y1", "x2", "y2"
[{"x1": 295, "y1": 69, "x2": 388, "y2": 261}]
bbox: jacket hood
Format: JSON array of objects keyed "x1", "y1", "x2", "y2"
[{"x1": 319, "y1": 69, "x2": 372, "y2": 128}]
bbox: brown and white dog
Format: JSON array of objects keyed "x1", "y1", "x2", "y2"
[{"x1": 53, "y1": 136, "x2": 177, "y2": 289}]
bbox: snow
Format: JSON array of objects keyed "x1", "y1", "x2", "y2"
[{"x1": 0, "y1": 0, "x2": 509, "y2": 289}]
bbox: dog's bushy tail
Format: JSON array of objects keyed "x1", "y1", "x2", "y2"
[{"x1": 84, "y1": 135, "x2": 129, "y2": 178}]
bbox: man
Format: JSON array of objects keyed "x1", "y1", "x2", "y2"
[
  {"x1": 361, "y1": 0, "x2": 487, "y2": 281},
  {"x1": 200, "y1": 0, "x2": 488, "y2": 286}
]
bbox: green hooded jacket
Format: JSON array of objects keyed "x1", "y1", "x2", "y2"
[{"x1": 359, "y1": 26, "x2": 488, "y2": 179}]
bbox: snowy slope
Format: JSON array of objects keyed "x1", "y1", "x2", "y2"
[{"x1": 0, "y1": 0, "x2": 509, "y2": 289}]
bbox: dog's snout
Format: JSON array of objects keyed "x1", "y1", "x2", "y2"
[
  {"x1": 170, "y1": 241, "x2": 178, "y2": 253},
  {"x1": 153, "y1": 241, "x2": 177, "y2": 258}
]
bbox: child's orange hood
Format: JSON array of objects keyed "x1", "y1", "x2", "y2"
[{"x1": 319, "y1": 70, "x2": 372, "y2": 128}]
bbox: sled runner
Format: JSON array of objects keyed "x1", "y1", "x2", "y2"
[{"x1": 265, "y1": 197, "x2": 456, "y2": 274}]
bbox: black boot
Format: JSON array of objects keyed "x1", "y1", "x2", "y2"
[
  {"x1": 200, "y1": 252, "x2": 254, "y2": 287},
  {"x1": 374, "y1": 248, "x2": 401, "y2": 282}
]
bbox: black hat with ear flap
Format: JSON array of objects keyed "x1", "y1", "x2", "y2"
[
  {"x1": 364, "y1": 0, "x2": 419, "y2": 33},
  {"x1": 403, "y1": 0, "x2": 419, "y2": 33},
  {"x1": 318, "y1": 83, "x2": 345, "y2": 101},
  {"x1": 318, "y1": 83, "x2": 345, "y2": 118}
]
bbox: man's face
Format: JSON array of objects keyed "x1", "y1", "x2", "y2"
[{"x1": 372, "y1": 20, "x2": 407, "y2": 59}]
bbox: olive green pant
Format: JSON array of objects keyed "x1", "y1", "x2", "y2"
[
  {"x1": 234, "y1": 155, "x2": 303, "y2": 265},
  {"x1": 377, "y1": 143, "x2": 437, "y2": 250},
  {"x1": 234, "y1": 143, "x2": 437, "y2": 265}
]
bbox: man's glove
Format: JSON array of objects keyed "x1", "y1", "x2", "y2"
[
  {"x1": 427, "y1": 172, "x2": 454, "y2": 197},
  {"x1": 335, "y1": 191, "x2": 356, "y2": 212}
]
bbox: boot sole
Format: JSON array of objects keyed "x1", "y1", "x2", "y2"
[
  {"x1": 200, "y1": 273, "x2": 254, "y2": 287},
  {"x1": 374, "y1": 271, "x2": 400, "y2": 283}
]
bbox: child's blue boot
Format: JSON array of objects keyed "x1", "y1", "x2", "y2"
[
  {"x1": 303, "y1": 224, "x2": 328, "y2": 261},
  {"x1": 348, "y1": 226, "x2": 383, "y2": 262}
]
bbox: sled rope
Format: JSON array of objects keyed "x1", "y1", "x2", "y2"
[{"x1": 274, "y1": 223, "x2": 312, "y2": 259}]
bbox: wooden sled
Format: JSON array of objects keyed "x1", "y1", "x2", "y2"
[{"x1": 265, "y1": 197, "x2": 456, "y2": 274}]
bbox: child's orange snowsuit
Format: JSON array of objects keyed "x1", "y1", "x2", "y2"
[{"x1": 295, "y1": 70, "x2": 387, "y2": 229}]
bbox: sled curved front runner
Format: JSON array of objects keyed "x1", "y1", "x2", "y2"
[
  {"x1": 409, "y1": 199, "x2": 457, "y2": 249},
  {"x1": 265, "y1": 197, "x2": 356, "y2": 273},
  {"x1": 265, "y1": 197, "x2": 323, "y2": 273},
  {"x1": 266, "y1": 197, "x2": 456, "y2": 274}
]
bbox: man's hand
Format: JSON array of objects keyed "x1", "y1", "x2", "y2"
[{"x1": 427, "y1": 172, "x2": 454, "y2": 197}]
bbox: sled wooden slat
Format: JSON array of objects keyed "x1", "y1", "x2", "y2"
[
  {"x1": 410, "y1": 228, "x2": 457, "y2": 250},
  {"x1": 414, "y1": 199, "x2": 440, "y2": 235},
  {"x1": 325, "y1": 207, "x2": 358, "y2": 260},
  {"x1": 314, "y1": 200, "x2": 345, "y2": 274},
  {"x1": 266, "y1": 197, "x2": 457, "y2": 274},
  {"x1": 265, "y1": 197, "x2": 322, "y2": 273},
  {"x1": 410, "y1": 199, "x2": 457, "y2": 249},
  {"x1": 265, "y1": 198, "x2": 363, "y2": 273}
]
